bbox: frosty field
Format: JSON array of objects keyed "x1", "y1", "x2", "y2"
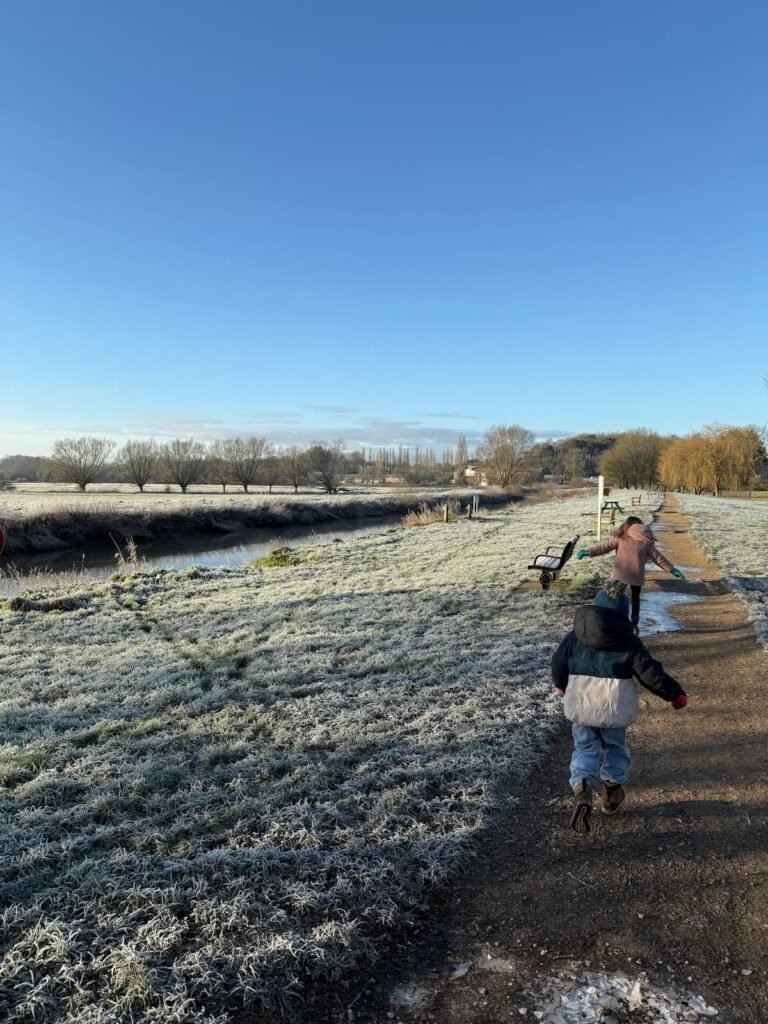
[
  {"x1": 3, "y1": 482, "x2": 436, "y2": 504},
  {"x1": 0, "y1": 492, "x2": 660, "y2": 1021},
  {"x1": 677, "y1": 494, "x2": 768, "y2": 649}
]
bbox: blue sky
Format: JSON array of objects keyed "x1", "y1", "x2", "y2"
[{"x1": 1, "y1": 1, "x2": 766, "y2": 455}]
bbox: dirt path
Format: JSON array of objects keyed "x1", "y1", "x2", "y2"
[{"x1": 330, "y1": 497, "x2": 768, "y2": 1024}]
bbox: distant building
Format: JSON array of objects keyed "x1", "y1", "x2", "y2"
[{"x1": 462, "y1": 464, "x2": 489, "y2": 486}]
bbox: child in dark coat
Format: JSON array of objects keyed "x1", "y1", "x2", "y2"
[{"x1": 551, "y1": 579, "x2": 687, "y2": 834}]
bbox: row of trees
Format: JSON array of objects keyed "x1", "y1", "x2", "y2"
[
  {"x1": 37, "y1": 426, "x2": 539, "y2": 493},
  {"x1": 352, "y1": 443, "x2": 464, "y2": 487},
  {"x1": 7, "y1": 422, "x2": 765, "y2": 496},
  {"x1": 599, "y1": 429, "x2": 667, "y2": 488},
  {"x1": 595, "y1": 425, "x2": 766, "y2": 493},
  {"x1": 528, "y1": 434, "x2": 617, "y2": 483},
  {"x1": 351, "y1": 431, "x2": 527, "y2": 487},
  {"x1": 1, "y1": 445, "x2": 463, "y2": 489},
  {"x1": 529, "y1": 425, "x2": 767, "y2": 493},
  {"x1": 47, "y1": 437, "x2": 351, "y2": 494}
]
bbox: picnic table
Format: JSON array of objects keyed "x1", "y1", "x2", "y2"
[{"x1": 601, "y1": 499, "x2": 624, "y2": 514}]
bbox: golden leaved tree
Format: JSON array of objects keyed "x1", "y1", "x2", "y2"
[{"x1": 659, "y1": 425, "x2": 765, "y2": 495}]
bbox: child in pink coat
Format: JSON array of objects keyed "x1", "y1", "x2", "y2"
[{"x1": 577, "y1": 517, "x2": 685, "y2": 632}]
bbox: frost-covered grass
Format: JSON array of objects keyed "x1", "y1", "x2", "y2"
[
  {"x1": 677, "y1": 494, "x2": 768, "y2": 649},
  {"x1": 0, "y1": 491, "x2": 660, "y2": 1021}
]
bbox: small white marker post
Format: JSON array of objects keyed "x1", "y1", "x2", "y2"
[{"x1": 597, "y1": 474, "x2": 605, "y2": 541}]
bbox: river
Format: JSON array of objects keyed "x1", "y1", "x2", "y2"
[{"x1": 0, "y1": 514, "x2": 404, "y2": 596}]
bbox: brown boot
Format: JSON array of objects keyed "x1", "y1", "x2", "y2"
[
  {"x1": 599, "y1": 780, "x2": 626, "y2": 816},
  {"x1": 570, "y1": 780, "x2": 593, "y2": 834}
]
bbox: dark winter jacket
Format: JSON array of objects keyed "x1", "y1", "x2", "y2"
[{"x1": 551, "y1": 605, "x2": 685, "y2": 728}]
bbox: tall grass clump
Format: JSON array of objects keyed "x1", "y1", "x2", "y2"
[
  {"x1": 402, "y1": 498, "x2": 461, "y2": 527},
  {"x1": 111, "y1": 534, "x2": 146, "y2": 573}
]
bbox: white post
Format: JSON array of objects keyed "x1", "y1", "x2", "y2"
[{"x1": 597, "y1": 474, "x2": 604, "y2": 541}]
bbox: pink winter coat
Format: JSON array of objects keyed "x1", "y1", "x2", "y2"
[{"x1": 588, "y1": 523, "x2": 674, "y2": 586}]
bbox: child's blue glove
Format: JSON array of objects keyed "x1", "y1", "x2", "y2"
[
  {"x1": 576, "y1": 550, "x2": 590, "y2": 560},
  {"x1": 671, "y1": 567, "x2": 686, "y2": 580}
]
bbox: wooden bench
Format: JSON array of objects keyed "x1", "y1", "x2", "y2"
[
  {"x1": 528, "y1": 535, "x2": 580, "y2": 590},
  {"x1": 588, "y1": 506, "x2": 616, "y2": 534},
  {"x1": 631, "y1": 494, "x2": 642, "y2": 506}
]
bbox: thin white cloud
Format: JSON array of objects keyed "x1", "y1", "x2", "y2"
[
  {"x1": 533, "y1": 429, "x2": 572, "y2": 440},
  {"x1": 423, "y1": 411, "x2": 482, "y2": 420},
  {"x1": 303, "y1": 405, "x2": 360, "y2": 417},
  {"x1": 0, "y1": 413, "x2": 575, "y2": 457}
]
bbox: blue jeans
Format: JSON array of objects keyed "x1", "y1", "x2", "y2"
[{"x1": 570, "y1": 724, "x2": 631, "y2": 789}]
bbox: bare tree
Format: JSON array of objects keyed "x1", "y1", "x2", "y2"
[
  {"x1": 600, "y1": 429, "x2": 664, "y2": 488},
  {"x1": 563, "y1": 446, "x2": 586, "y2": 484},
  {"x1": 454, "y1": 435, "x2": 469, "y2": 485},
  {"x1": 550, "y1": 442, "x2": 566, "y2": 484},
  {"x1": 476, "y1": 424, "x2": 535, "y2": 489},
  {"x1": 282, "y1": 446, "x2": 307, "y2": 494},
  {"x1": 262, "y1": 447, "x2": 282, "y2": 494},
  {"x1": 228, "y1": 436, "x2": 270, "y2": 493},
  {"x1": 119, "y1": 439, "x2": 160, "y2": 492},
  {"x1": 306, "y1": 441, "x2": 346, "y2": 493},
  {"x1": 50, "y1": 437, "x2": 116, "y2": 491},
  {"x1": 207, "y1": 440, "x2": 233, "y2": 493},
  {"x1": 161, "y1": 439, "x2": 207, "y2": 493}
]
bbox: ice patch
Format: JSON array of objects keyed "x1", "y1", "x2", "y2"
[
  {"x1": 390, "y1": 981, "x2": 431, "y2": 1007},
  {"x1": 645, "y1": 563, "x2": 703, "y2": 575},
  {"x1": 640, "y1": 592, "x2": 703, "y2": 635},
  {"x1": 534, "y1": 971, "x2": 718, "y2": 1023}
]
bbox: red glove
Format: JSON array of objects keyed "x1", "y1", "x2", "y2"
[{"x1": 671, "y1": 694, "x2": 688, "y2": 710}]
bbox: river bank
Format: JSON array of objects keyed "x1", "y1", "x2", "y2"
[{"x1": 0, "y1": 487, "x2": 511, "y2": 557}]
